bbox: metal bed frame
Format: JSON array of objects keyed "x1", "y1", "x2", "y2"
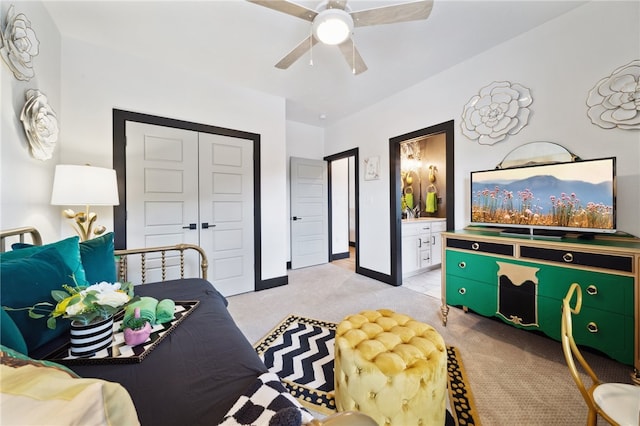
[{"x1": 0, "y1": 226, "x2": 208, "y2": 283}]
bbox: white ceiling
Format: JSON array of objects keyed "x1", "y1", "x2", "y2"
[{"x1": 43, "y1": 0, "x2": 586, "y2": 127}]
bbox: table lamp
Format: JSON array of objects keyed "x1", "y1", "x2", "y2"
[{"x1": 50, "y1": 164, "x2": 119, "y2": 241}]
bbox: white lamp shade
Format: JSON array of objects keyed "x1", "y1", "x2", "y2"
[
  {"x1": 313, "y1": 9, "x2": 353, "y2": 45},
  {"x1": 51, "y1": 165, "x2": 120, "y2": 206}
]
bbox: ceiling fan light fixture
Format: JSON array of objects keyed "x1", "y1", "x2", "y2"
[{"x1": 312, "y1": 9, "x2": 353, "y2": 45}]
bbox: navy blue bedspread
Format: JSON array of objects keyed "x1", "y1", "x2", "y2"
[{"x1": 68, "y1": 279, "x2": 268, "y2": 426}]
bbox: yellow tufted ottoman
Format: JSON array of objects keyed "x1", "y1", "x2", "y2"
[{"x1": 334, "y1": 309, "x2": 447, "y2": 426}]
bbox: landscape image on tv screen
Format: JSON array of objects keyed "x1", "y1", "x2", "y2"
[{"x1": 470, "y1": 158, "x2": 615, "y2": 233}]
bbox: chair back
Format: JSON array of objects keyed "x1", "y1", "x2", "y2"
[{"x1": 561, "y1": 283, "x2": 601, "y2": 411}]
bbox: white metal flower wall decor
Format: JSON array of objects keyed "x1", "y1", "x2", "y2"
[
  {"x1": 461, "y1": 81, "x2": 533, "y2": 145},
  {"x1": 20, "y1": 89, "x2": 59, "y2": 161},
  {"x1": 0, "y1": 5, "x2": 40, "y2": 81},
  {"x1": 586, "y1": 60, "x2": 640, "y2": 130}
]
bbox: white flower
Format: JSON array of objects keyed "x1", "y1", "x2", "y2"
[
  {"x1": 461, "y1": 81, "x2": 533, "y2": 145},
  {"x1": 86, "y1": 282, "x2": 129, "y2": 308},
  {"x1": 0, "y1": 5, "x2": 40, "y2": 81},
  {"x1": 86, "y1": 282, "x2": 122, "y2": 293},
  {"x1": 587, "y1": 60, "x2": 640, "y2": 130},
  {"x1": 20, "y1": 89, "x2": 59, "y2": 161},
  {"x1": 65, "y1": 301, "x2": 85, "y2": 317},
  {"x1": 95, "y1": 291, "x2": 130, "y2": 308}
]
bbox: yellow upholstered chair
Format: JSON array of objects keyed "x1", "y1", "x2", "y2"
[{"x1": 561, "y1": 283, "x2": 640, "y2": 426}]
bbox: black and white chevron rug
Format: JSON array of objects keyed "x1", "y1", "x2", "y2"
[{"x1": 254, "y1": 315, "x2": 481, "y2": 426}]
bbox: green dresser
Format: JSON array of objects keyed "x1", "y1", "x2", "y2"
[{"x1": 441, "y1": 229, "x2": 640, "y2": 381}]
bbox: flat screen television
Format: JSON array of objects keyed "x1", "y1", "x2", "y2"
[{"x1": 470, "y1": 157, "x2": 616, "y2": 237}]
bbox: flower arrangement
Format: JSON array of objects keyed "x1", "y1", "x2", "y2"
[{"x1": 4, "y1": 281, "x2": 135, "y2": 329}]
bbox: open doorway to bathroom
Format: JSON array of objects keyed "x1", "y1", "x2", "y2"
[
  {"x1": 325, "y1": 148, "x2": 359, "y2": 273},
  {"x1": 389, "y1": 120, "x2": 455, "y2": 287}
]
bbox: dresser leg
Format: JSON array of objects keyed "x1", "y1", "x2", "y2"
[{"x1": 441, "y1": 304, "x2": 449, "y2": 326}]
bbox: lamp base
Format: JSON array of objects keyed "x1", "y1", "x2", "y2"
[{"x1": 62, "y1": 206, "x2": 106, "y2": 241}]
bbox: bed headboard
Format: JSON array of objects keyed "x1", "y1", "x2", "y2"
[
  {"x1": 0, "y1": 227, "x2": 43, "y2": 252},
  {"x1": 0, "y1": 227, "x2": 208, "y2": 282}
]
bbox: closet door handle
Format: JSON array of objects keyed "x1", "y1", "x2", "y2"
[
  {"x1": 182, "y1": 223, "x2": 197, "y2": 230},
  {"x1": 201, "y1": 223, "x2": 216, "y2": 229},
  {"x1": 292, "y1": 216, "x2": 302, "y2": 221}
]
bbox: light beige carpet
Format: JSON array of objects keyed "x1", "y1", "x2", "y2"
[{"x1": 227, "y1": 262, "x2": 634, "y2": 426}]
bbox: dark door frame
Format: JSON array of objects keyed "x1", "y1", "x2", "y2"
[
  {"x1": 324, "y1": 148, "x2": 361, "y2": 274},
  {"x1": 388, "y1": 120, "x2": 455, "y2": 286},
  {"x1": 112, "y1": 109, "x2": 275, "y2": 291}
]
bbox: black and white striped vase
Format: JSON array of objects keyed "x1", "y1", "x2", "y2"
[{"x1": 69, "y1": 316, "x2": 114, "y2": 357}]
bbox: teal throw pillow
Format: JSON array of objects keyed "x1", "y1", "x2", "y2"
[
  {"x1": 3, "y1": 235, "x2": 88, "y2": 285},
  {"x1": 80, "y1": 232, "x2": 116, "y2": 284},
  {"x1": 1, "y1": 248, "x2": 74, "y2": 354},
  {"x1": 1, "y1": 309, "x2": 28, "y2": 355}
]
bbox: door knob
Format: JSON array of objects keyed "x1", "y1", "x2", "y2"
[
  {"x1": 182, "y1": 223, "x2": 197, "y2": 230},
  {"x1": 292, "y1": 216, "x2": 302, "y2": 221}
]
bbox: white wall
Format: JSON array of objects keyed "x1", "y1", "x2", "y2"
[
  {"x1": 285, "y1": 120, "x2": 325, "y2": 262},
  {"x1": 331, "y1": 157, "x2": 349, "y2": 255},
  {"x1": 56, "y1": 37, "x2": 288, "y2": 281},
  {"x1": 1, "y1": 2, "x2": 62, "y2": 242},
  {"x1": 324, "y1": 1, "x2": 640, "y2": 276}
]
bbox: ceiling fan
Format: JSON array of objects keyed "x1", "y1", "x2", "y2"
[{"x1": 248, "y1": 0, "x2": 434, "y2": 75}]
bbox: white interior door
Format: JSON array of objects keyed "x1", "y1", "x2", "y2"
[
  {"x1": 125, "y1": 122, "x2": 200, "y2": 283},
  {"x1": 198, "y1": 133, "x2": 254, "y2": 296},
  {"x1": 290, "y1": 157, "x2": 328, "y2": 269}
]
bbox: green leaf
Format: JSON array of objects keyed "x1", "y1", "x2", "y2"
[
  {"x1": 51, "y1": 290, "x2": 70, "y2": 302},
  {"x1": 47, "y1": 317, "x2": 57, "y2": 330},
  {"x1": 28, "y1": 310, "x2": 45, "y2": 319},
  {"x1": 67, "y1": 295, "x2": 82, "y2": 306}
]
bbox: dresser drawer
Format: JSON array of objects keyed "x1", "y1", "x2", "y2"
[
  {"x1": 536, "y1": 265, "x2": 634, "y2": 316},
  {"x1": 520, "y1": 246, "x2": 632, "y2": 272},
  {"x1": 573, "y1": 307, "x2": 633, "y2": 365},
  {"x1": 446, "y1": 238, "x2": 514, "y2": 256},
  {"x1": 445, "y1": 250, "x2": 502, "y2": 285},
  {"x1": 445, "y1": 276, "x2": 497, "y2": 317}
]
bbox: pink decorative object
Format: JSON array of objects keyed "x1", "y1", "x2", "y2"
[{"x1": 124, "y1": 307, "x2": 151, "y2": 346}]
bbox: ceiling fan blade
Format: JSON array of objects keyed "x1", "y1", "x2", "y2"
[
  {"x1": 247, "y1": 0, "x2": 317, "y2": 21},
  {"x1": 338, "y1": 39, "x2": 368, "y2": 75},
  {"x1": 275, "y1": 36, "x2": 319, "y2": 69},
  {"x1": 351, "y1": 0, "x2": 433, "y2": 27}
]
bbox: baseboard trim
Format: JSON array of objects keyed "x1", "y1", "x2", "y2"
[
  {"x1": 257, "y1": 275, "x2": 288, "y2": 291},
  {"x1": 330, "y1": 251, "x2": 350, "y2": 261}
]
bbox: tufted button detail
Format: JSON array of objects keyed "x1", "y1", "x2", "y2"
[{"x1": 334, "y1": 309, "x2": 447, "y2": 426}]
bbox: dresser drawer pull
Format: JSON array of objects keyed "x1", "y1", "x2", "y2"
[
  {"x1": 586, "y1": 285, "x2": 598, "y2": 296},
  {"x1": 562, "y1": 252, "x2": 574, "y2": 263},
  {"x1": 587, "y1": 322, "x2": 599, "y2": 333},
  {"x1": 458, "y1": 261, "x2": 466, "y2": 269},
  {"x1": 458, "y1": 288, "x2": 466, "y2": 295},
  {"x1": 471, "y1": 242, "x2": 480, "y2": 250}
]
